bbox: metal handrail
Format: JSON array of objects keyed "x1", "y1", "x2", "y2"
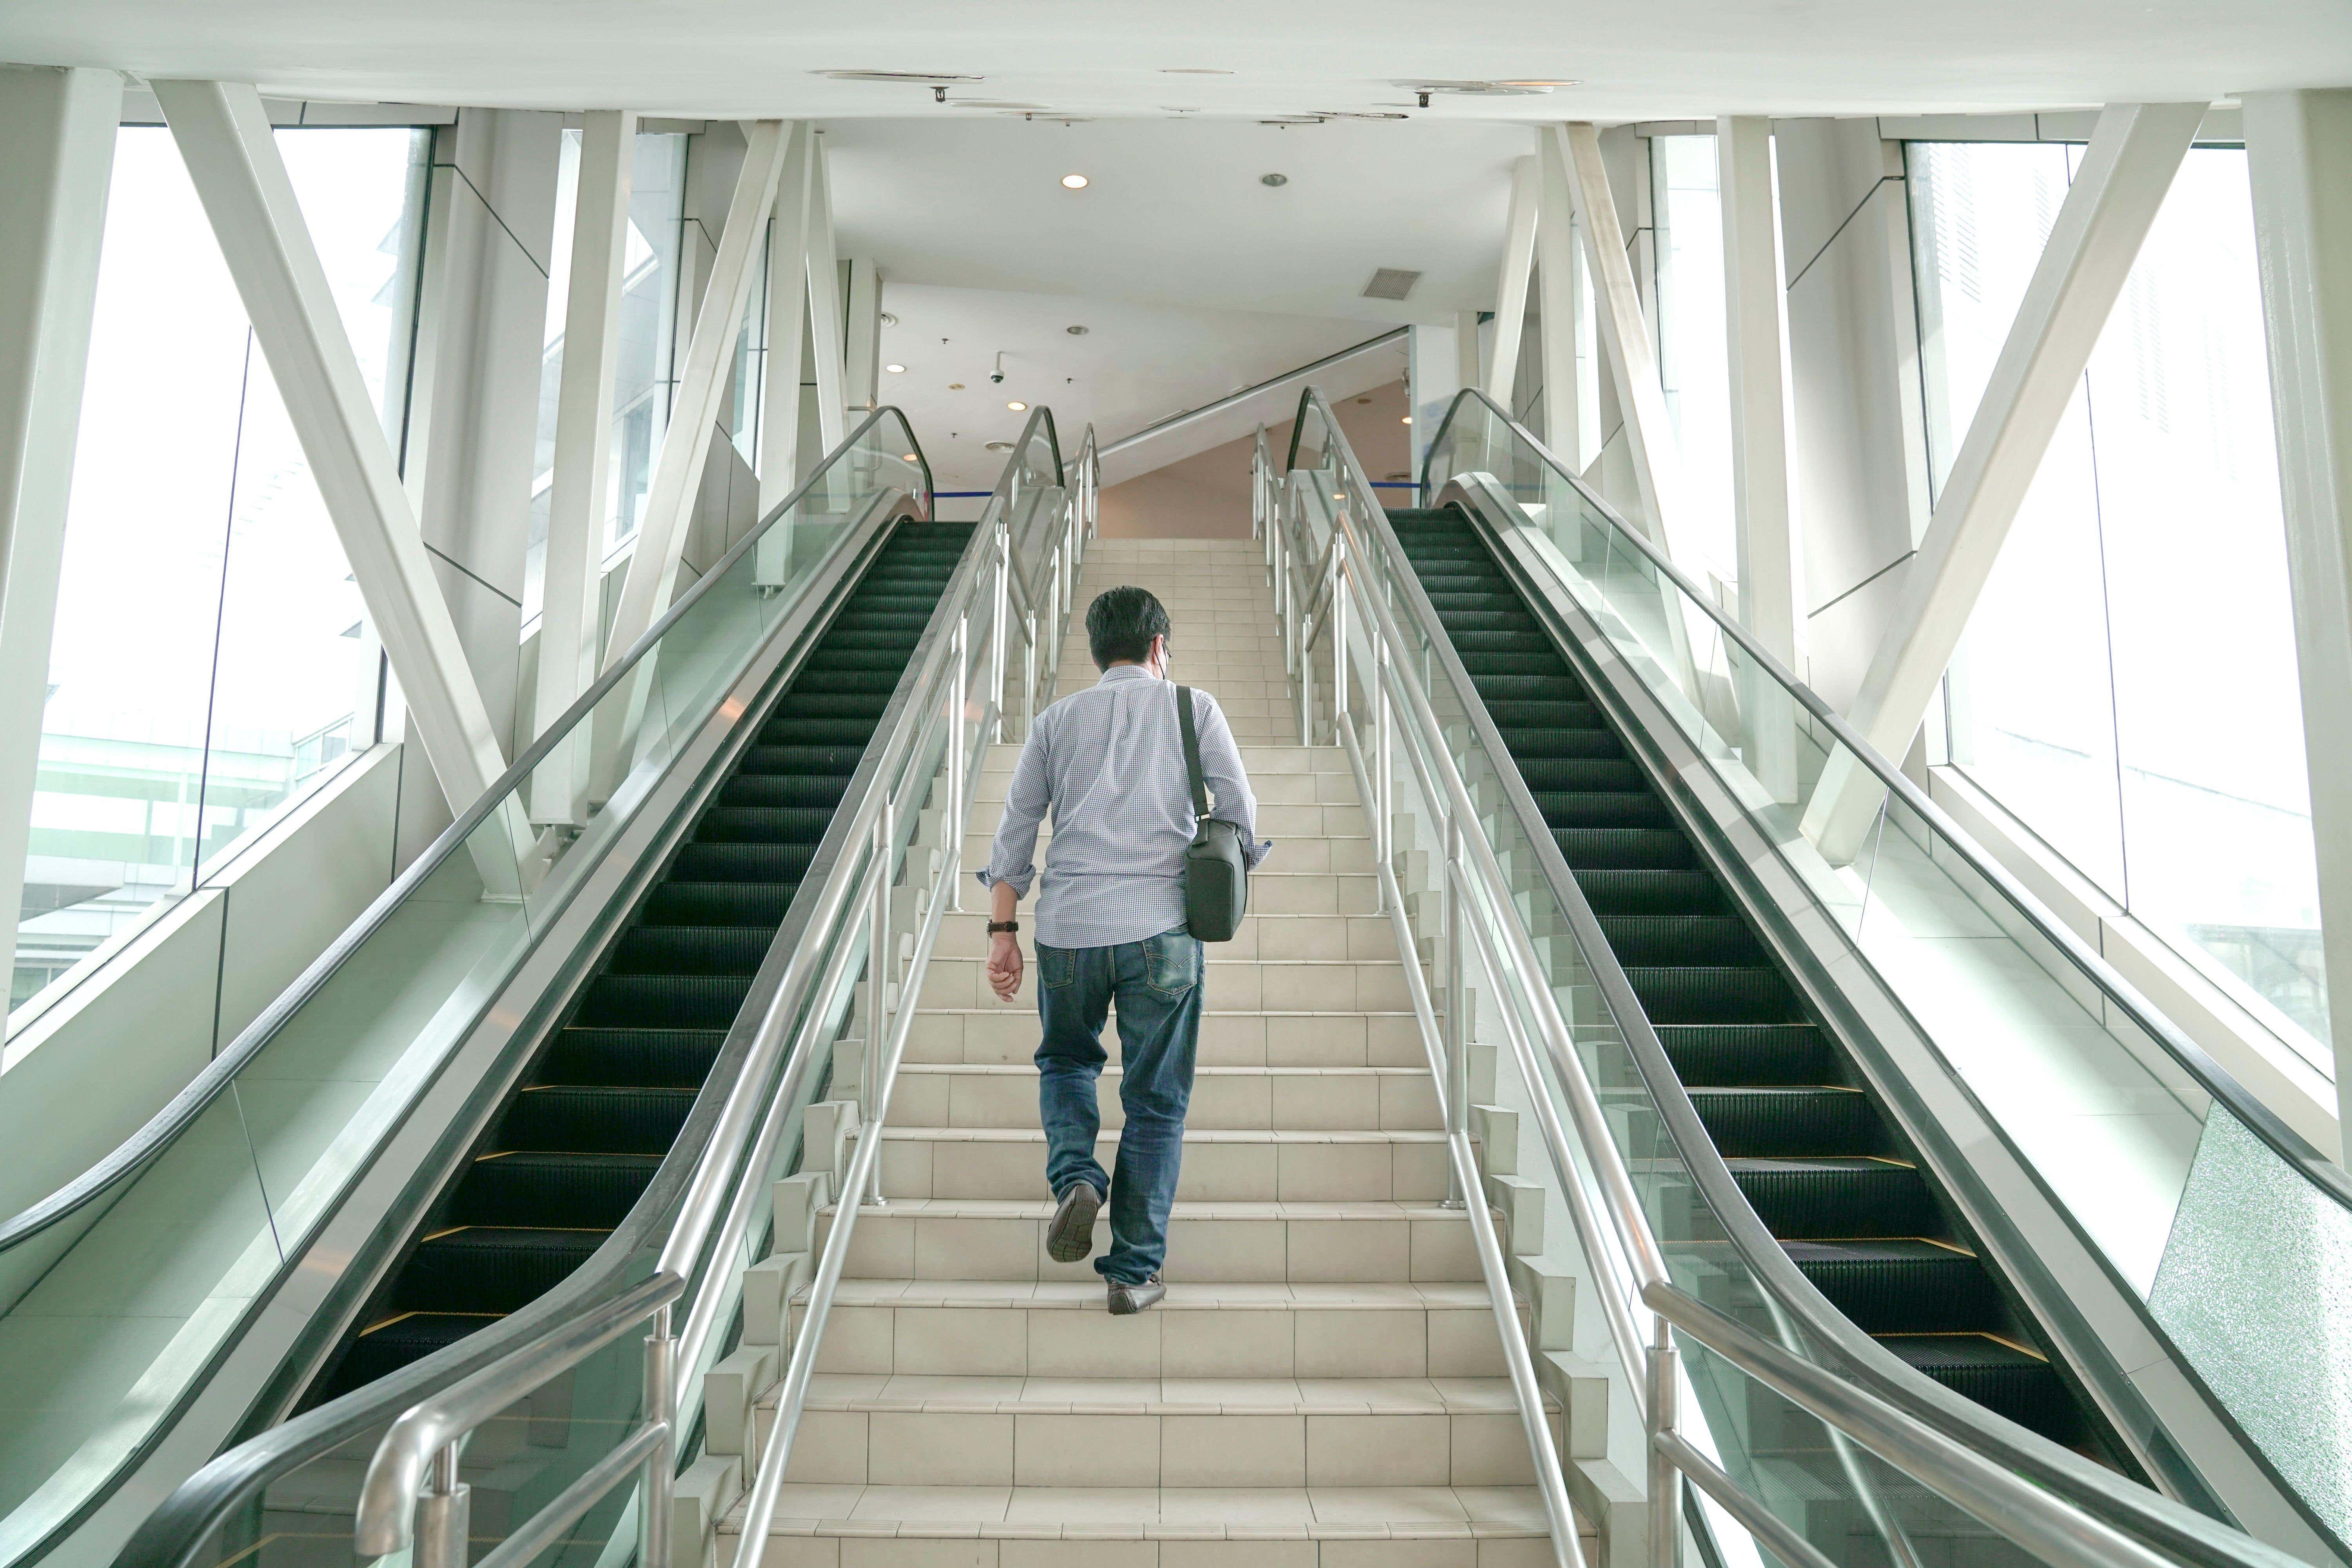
[
  {"x1": 1421, "y1": 386, "x2": 2352, "y2": 1215},
  {"x1": 1275, "y1": 386, "x2": 2310, "y2": 1568}
]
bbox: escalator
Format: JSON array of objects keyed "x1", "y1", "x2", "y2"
[
  {"x1": 318, "y1": 519, "x2": 974, "y2": 1398},
  {"x1": 1385, "y1": 503, "x2": 2104, "y2": 1456}
]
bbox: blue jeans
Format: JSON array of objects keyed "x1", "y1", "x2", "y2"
[{"x1": 1034, "y1": 927, "x2": 1204, "y2": 1284}]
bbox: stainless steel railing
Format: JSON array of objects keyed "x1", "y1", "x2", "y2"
[{"x1": 1259, "y1": 385, "x2": 2306, "y2": 1568}]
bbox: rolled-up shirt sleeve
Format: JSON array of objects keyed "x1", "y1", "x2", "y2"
[
  {"x1": 1194, "y1": 693, "x2": 1272, "y2": 869},
  {"x1": 978, "y1": 714, "x2": 1051, "y2": 896}
]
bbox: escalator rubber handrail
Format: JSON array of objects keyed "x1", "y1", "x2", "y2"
[
  {"x1": 0, "y1": 408, "x2": 935, "y2": 1258},
  {"x1": 1287, "y1": 386, "x2": 2309, "y2": 1568},
  {"x1": 1418, "y1": 384, "x2": 2352, "y2": 1218}
]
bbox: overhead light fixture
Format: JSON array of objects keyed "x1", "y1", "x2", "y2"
[
  {"x1": 1061, "y1": 173, "x2": 1089, "y2": 189},
  {"x1": 901, "y1": 452, "x2": 918, "y2": 462},
  {"x1": 1007, "y1": 401, "x2": 1027, "y2": 411},
  {"x1": 1396, "y1": 78, "x2": 1570, "y2": 107},
  {"x1": 814, "y1": 69, "x2": 984, "y2": 82},
  {"x1": 1261, "y1": 172, "x2": 1289, "y2": 187},
  {"x1": 949, "y1": 381, "x2": 965, "y2": 390},
  {"x1": 1401, "y1": 416, "x2": 1413, "y2": 425},
  {"x1": 1259, "y1": 116, "x2": 1325, "y2": 127},
  {"x1": 886, "y1": 363, "x2": 906, "y2": 373},
  {"x1": 1066, "y1": 325, "x2": 1089, "y2": 336},
  {"x1": 1316, "y1": 110, "x2": 1410, "y2": 121},
  {"x1": 880, "y1": 312, "x2": 899, "y2": 326},
  {"x1": 985, "y1": 440, "x2": 1016, "y2": 451}
]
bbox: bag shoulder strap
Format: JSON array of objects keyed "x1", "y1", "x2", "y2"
[{"x1": 1174, "y1": 685, "x2": 1210, "y2": 820}]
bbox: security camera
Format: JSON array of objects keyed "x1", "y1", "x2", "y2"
[{"x1": 990, "y1": 371, "x2": 1005, "y2": 384}]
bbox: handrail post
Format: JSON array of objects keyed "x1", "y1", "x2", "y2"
[
  {"x1": 864, "y1": 806, "x2": 893, "y2": 1205},
  {"x1": 948, "y1": 618, "x2": 969, "y2": 913},
  {"x1": 1331, "y1": 529, "x2": 1350, "y2": 741},
  {"x1": 1441, "y1": 811, "x2": 1468, "y2": 1209},
  {"x1": 414, "y1": 1443, "x2": 469, "y2": 1568},
  {"x1": 641, "y1": 1305, "x2": 676, "y2": 1568},
  {"x1": 990, "y1": 521, "x2": 1009, "y2": 742},
  {"x1": 1649, "y1": 1319, "x2": 1683, "y2": 1568},
  {"x1": 1374, "y1": 638, "x2": 1392, "y2": 914}
]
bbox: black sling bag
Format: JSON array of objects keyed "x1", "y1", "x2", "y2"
[{"x1": 1175, "y1": 685, "x2": 1248, "y2": 942}]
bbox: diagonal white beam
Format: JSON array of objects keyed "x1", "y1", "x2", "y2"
[
  {"x1": 602, "y1": 118, "x2": 788, "y2": 670},
  {"x1": 1802, "y1": 102, "x2": 2206, "y2": 864},
  {"x1": 804, "y1": 135, "x2": 847, "y2": 458},
  {"x1": 758, "y1": 123, "x2": 814, "y2": 514},
  {"x1": 530, "y1": 109, "x2": 636, "y2": 825},
  {"x1": 1719, "y1": 116, "x2": 1802, "y2": 801},
  {"x1": 156, "y1": 80, "x2": 509, "y2": 815},
  {"x1": 846, "y1": 256, "x2": 881, "y2": 414},
  {"x1": 1534, "y1": 131, "x2": 1586, "y2": 471},
  {"x1": 1555, "y1": 122, "x2": 1696, "y2": 568},
  {"x1": 1486, "y1": 154, "x2": 1540, "y2": 408},
  {"x1": 0, "y1": 65, "x2": 120, "y2": 1014}
]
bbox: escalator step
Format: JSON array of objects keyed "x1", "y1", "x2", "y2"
[
  {"x1": 498, "y1": 1085, "x2": 698, "y2": 1154},
  {"x1": 721, "y1": 773, "x2": 851, "y2": 809},
  {"x1": 396, "y1": 1228, "x2": 604, "y2": 1312},
  {"x1": 1882, "y1": 1336, "x2": 2076, "y2": 1439},
  {"x1": 329, "y1": 1314, "x2": 503, "y2": 1394},
  {"x1": 453, "y1": 1152, "x2": 662, "y2": 1228},
  {"x1": 790, "y1": 669, "x2": 906, "y2": 696},
  {"x1": 772, "y1": 691, "x2": 893, "y2": 722},
  {"x1": 1519, "y1": 758, "x2": 1646, "y2": 793},
  {"x1": 611, "y1": 924, "x2": 776, "y2": 975},
  {"x1": 541, "y1": 1027, "x2": 728, "y2": 1087},
  {"x1": 641, "y1": 881, "x2": 799, "y2": 927},
  {"x1": 737, "y1": 745, "x2": 869, "y2": 776},
  {"x1": 1596, "y1": 914, "x2": 1761, "y2": 965},
  {"x1": 577, "y1": 971, "x2": 756, "y2": 1028},
  {"x1": 1784, "y1": 1240, "x2": 2000, "y2": 1333},
  {"x1": 1688, "y1": 1086, "x2": 1883, "y2": 1157},
  {"x1": 757, "y1": 718, "x2": 888, "y2": 747},
  {"x1": 805, "y1": 647, "x2": 924, "y2": 672},
  {"x1": 1624, "y1": 965, "x2": 1802, "y2": 1024},
  {"x1": 1472, "y1": 673, "x2": 1581, "y2": 701},
  {"x1": 1534, "y1": 791, "x2": 1672, "y2": 830},
  {"x1": 697, "y1": 806, "x2": 839, "y2": 844},
  {"x1": 1452, "y1": 631, "x2": 1560, "y2": 655},
  {"x1": 820, "y1": 629, "x2": 928, "y2": 652},
  {"x1": 1655, "y1": 1024, "x2": 1835, "y2": 1085},
  {"x1": 1501, "y1": 728, "x2": 1626, "y2": 759},
  {"x1": 1574, "y1": 869, "x2": 1725, "y2": 916},
  {"x1": 1452, "y1": 652, "x2": 1564, "y2": 677},
  {"x1": 670, "y1": 842, "x2": 819, "y2": 883},
  {"x1": 1553, "y1": 828, "x2": 1695, "y2": 869},
  {"x1": 1486, "y1": 700, "x2": 1604, "y2": 730},
  {"x1": 1728, "y1": 1157, "x2": 1940, "y2": 1237}
]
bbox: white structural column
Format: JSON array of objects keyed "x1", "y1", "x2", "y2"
[
  {"x1": 2246, "y1": 89, "x2": 2352, "y2": 1123},
  {"x1": 602, "y1": 118, "x2": 789, "y2": 671},
  {"x1": 156, "y1": 80, "x2": 510, "y2": 816},
  {"x1": 530, "y1": 109, "x2": 637, "y2": 824},
  {"x1": 1802, "y1": 102, "x2": 2205, "y2": 864},
  {"x1": 0, "y1": 65, "x2": 119, "y2": 1005},
  {"x1": 1406, "y1": 323, "x2": 1463, "y2": 485},
  {"x1": 1486, "y1": 155, "x2": 1541, "y2": 409},
  {"x1": 1534, "y1": 131, "x2": 1586, "y2": 472},
  {"x1": 1718, "y1": 116, "x2": 1802, "y2": 801},
  {"x1": 1555, "y1": 123, "x2": 1695, "y2": 566},
  {"x1": 757, "y1": 122, "x2": 815, "y2": 591},
  {"x1": 846, "y1": 257, "x2": 881, "y2": 414},
  {"x1": 804, "y1": 137, "x2": 847, "y2": 459}
]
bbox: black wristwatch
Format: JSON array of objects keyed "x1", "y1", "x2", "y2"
[{"x1": 987, "y1": 920, "x2": 1019, "y2": 935}]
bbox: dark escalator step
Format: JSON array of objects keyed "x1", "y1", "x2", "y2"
[
  {"x1": 1688, "y1": 1086, "x2": 1882, "y2": 1157},
  {"x1": 773, "y1": 691, "x2": 893, "y2": 722},
  {"x1": 1419, "y1": 610, "x2": 1538, "y2": 634},
  {"x1": 737, "y1": 745, "x2": 869, "y2": 776},
  {"x1": 499, "y1": 1085, "x2": 699, "y2": 1154},
  {"x1": 1472, "y1": 673, "x2": 1582, "y2": 701},
  {"x1": 1450, "y1": 631, "x2": 1559, "y2": 655},
  {"x1": 670, "y1": 842, "x2": 818, "y2": 884},
  {"x1": 722, "y1": 773, "x2": 851, "y2": 809},
  {"x1": 747, "y1": 718, "x2": 877, "y2": 747},
  {"x1": 805, "y1": 647, "x2": 925, "y2": 671},
  {"x1": 1728, "y1": 1156, "x2": 1941, "y2": 1238},
  {"x1": 789, "y1": 670, "x2": 904, "y2": 696},
  {"x1": 1624, "y1": 965, "x2": 1801, "y2": 1024},
  {"x1": 541, "y1": 1027, "x2": 728, "y2": 1087},
  {"x1": 820, "y1": 628, "x2": 928, "y2": 652},
  {"x1": 1595, "y1": 914, "x2": 1762, "y2": 965},
  {"x1": 1784, "y1": 1240, "x2": 2000, "y2": 1333},
  {"x1": 1574, "y1": 869, "x2": 1725, "y2": 916},
  {"x1": 698, "y1": 806, "x2": 839, "y2": 844},
  {"x1": 576, "y1": 971, "x2": 755, "y2": 1028},
  {"x1": 1655, "y1": 1024, "x2": 1835, "y2": 1085},
  {"x1": 1451, "y1": 652, "x2": 1564, "y2": 678},
  {"x1": 1426, "y1": 593, "x2": 1530, "y2": 615},
  {"x1": 1519, "y1": 758, "x2": 1647, "y2": 793},
  {"x1": 612, "y1": 924, "x2": 776, "y2": 975},
  {"x1": 1486, "y1": 700, "x2": 1602, "y2": 730},
  {"x1": 828, "y1": 612, "x2": 936, "y2": 633},
  {"x1": 1553, "y1": 827, "x2": 1695, "y2": 870},
  {"x1": 1500, "y1": 728, "x2": 1626, "y2": 760},
  {"x1": 1534, "y1": 791, "x2": 1673, "y2": 831},
  {"x1": 330, "y1": 1313, "x2": 501, "y2": 1393},
  {"x1": 453, "y1": 1152, "x2": 662, "y2": 1228},
  {"x1": 396, "y1": 1227, "x2": 605, "y2": 1313},
  {"x1": 1882, "y1": 1336, "x2": 2076, "y2": 1440},
  {"x1": 641, "y1": 881, "x2": 798, "y2": 927}
]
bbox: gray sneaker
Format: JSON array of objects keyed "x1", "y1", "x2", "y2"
[
  {"x1": 1046, "y1": 1183, "x2": 1104, "y2": 1263},
  {"x1": 1107, "y1": 1273, "x2": 1166, "y2": 1315}
]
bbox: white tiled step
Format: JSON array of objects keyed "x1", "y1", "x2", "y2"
[
  {"x1": 791, "y1": 1279, "x2": 1507, "y2": 1380},
  {"x1": 908, "y1": 1010, "x2": 1427, "y2": 1068},
  {"x1": 728, "y1": 1485, "x2": 1565, "y2": 1563},
  {"x1": 815, "y1": 1200, "x2": 1479, "y2": 1283},
  {"x1": 892, "y1": 1064, "x2": 1440, "y2": 1132},
  {"x1": 858, "y1": 1127, "x2": 1447, "y2": 1204},
  {"x1": 918, "y1": 957, "x2": 1412, "y2": 1012},
  {"x1": 938, "y1": 912, "x2": 1411, "y2": 962},
  {"x1": 764, "y1": 1374, "x2": 1553, "y2": 1487}
]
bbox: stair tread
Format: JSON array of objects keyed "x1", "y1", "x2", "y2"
[
  {"x1": 775, "y1": 1372, "x2": 1546, "y2": 1416},
  {"x1": 867, "y1": 1127, "x2": 1444, "y2": 1143},
  {"x1": 898, "y1": 1065, "x2": 1432, "y2": 1077},
  {"x1": 719, "y1": 1483, "x2": 1557, "y2": 1537},
  {"x1": 802, "y1": 1279, "x2": 1492, "y2": 1308},
  {"x1": 820, "y1": 1198, "x2": 1472, "y2": 1220}
]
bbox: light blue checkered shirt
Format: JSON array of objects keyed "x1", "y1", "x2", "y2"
[{"x1": 980, "y1": 665, "x2": 1269, "y2": 948}]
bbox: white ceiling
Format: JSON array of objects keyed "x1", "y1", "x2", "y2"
[{"x1": 7, "y1": 0, "x2": 2348, "y2": 119}]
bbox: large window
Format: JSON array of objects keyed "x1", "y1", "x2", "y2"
[
  {"x1": 520, "y1": 128, "x2": 686, "y2": 626},
  {"x1": 1910, "y1": 142, "x2": 2326, "y2": 1061},
  {"x1": 1650, "y1": 134, "x2": 1737, "y2": 587},
  {"x1": 11, "y1": 125, "x2": 428, "y2": 1018}
]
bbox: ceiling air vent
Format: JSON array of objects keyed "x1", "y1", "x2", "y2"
[{"x1": 1361, "y1": 268, "x2": 1423, "y2": 302}]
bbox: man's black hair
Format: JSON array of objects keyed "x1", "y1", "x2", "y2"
[{"x1": 1086, "y1": 585, "x2": 1172, "y2": 670}]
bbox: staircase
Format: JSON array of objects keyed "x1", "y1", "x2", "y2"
[{"x1": 719, "y1": 537, "x2": 1580, "y2": 1568}]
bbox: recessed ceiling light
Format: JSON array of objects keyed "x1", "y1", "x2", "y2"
[
  {"x1": 815, "y1": 69, "x2": 984, "y2": 83},
  {"x1": 1261, "y1": 172, "x2": 1289, "y2": 187},
  {"x1": 880, "y1": 312, "x2": 898, "y2": 326},
  {"x1": 901, "y1": 452, "x2": 918, "y2": 462},
  {"x1": 1061, "y1": 173, "x2": 1089, "y2": 189},
  {"x1": 886, "y1": 363, "x2": 906, "y2": 373},
  {"x1": 985, "y1": 440, "x2": 1016, "y2": 451},
  {"x1": 1066, "y1": 325, "x2": 1089, "y2": 336},
  {"x1": 1259, "y1": 116, "x2": 1325, "y2": 127},
  {"x1": 1401, "y1": 415, "x2": 1413, "y2": 424},
  {"x1": 1007, "y1": 401, "x2": 1027, "y2": 411},
  {"x1": 1160, "y1": 67, "x2": 1235, "y2": 74},
  {"x1": 949, "y1": 382, "x2": 965, "y2": 390},
  {"x1": 1317, "y1": 110, "x2": 1410, "y2": 121}
]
